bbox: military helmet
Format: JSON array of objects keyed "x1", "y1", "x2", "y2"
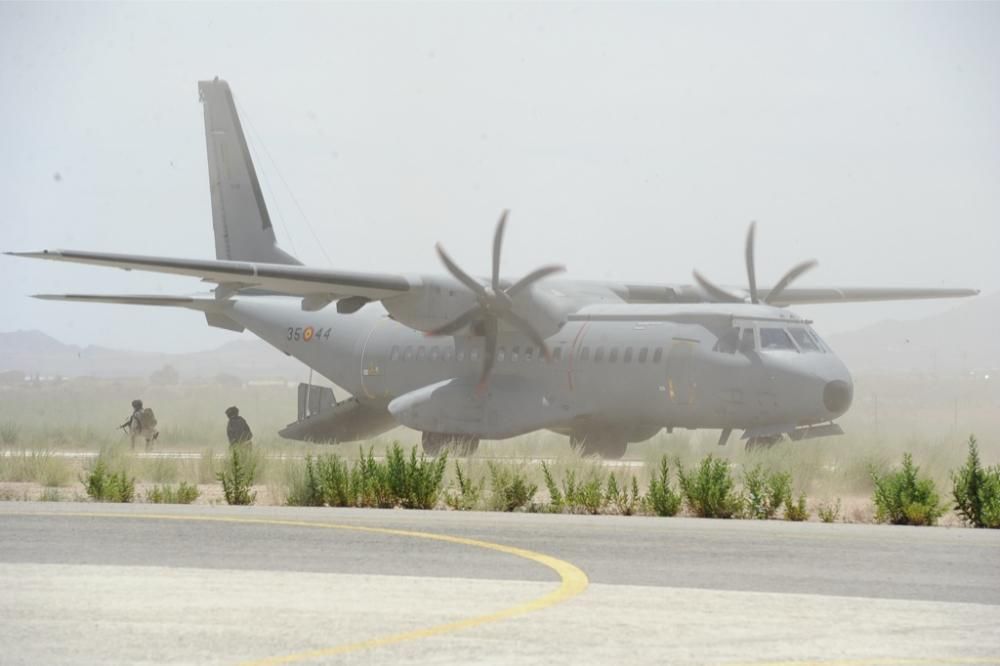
[
  {"x1": 131, "y1": 399, "x2": 143, "y2": 409},
  {"x1": 225, "y1": 406, "x2": 239, "y2": 418}
]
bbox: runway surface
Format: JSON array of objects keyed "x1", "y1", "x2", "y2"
[{"x1": 2, "y1": 503, "x2": 999, "y2": 665}]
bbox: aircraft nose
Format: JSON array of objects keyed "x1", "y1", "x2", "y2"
[{"x1": 823, "y1": 379, "x2": 853, "y2": 416}]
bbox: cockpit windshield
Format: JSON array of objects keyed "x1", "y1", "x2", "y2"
[{"x1": 714, "y1": 325, "x2": 827, "y2": 354}]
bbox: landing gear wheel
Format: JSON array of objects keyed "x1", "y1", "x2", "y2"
[
  {"x1": 421, "y1": 432, "x2": 479, "y2": 457},
  {"x1": 571, "y1": 434, "x2": 628, "y2": 460},
  {"x1": 745, "y1": 434, "x2": 783, "y2": 452}
]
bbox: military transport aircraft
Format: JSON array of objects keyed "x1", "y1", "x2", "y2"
[{"x1": 8, "y1": 79, "x2": 979, "y2": 457}]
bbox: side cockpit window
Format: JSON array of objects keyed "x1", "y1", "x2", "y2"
[
  {"x1": 788, "y1": 327, "x2": 821, "y2": 352},
  {"x1": 713, "y1": 328, "x2": 740, "y2": 354},
  {"x1": 760, "y1": 327, "x2": 796, "y2": 351}
]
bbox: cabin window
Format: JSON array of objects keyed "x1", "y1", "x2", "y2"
[
  {"x1": 471, "y1": 349, "x2": 480, "y2": 361},
  {"x1": 579, "y1": 346, "x2": 590, "y2": 361},
  {"x1": 788, "y1": 327, "x2": 821, "y2": 352},
  {"x1": 760, "y1": 327, "x2": 796, "y2": 351},
  {"x1": 525, "y1": 347, "x2": 535, "y2": 361},
  {"x1": 444, "y1": 348, "x2": 453, "y2": 361},
  {"x1": 739, "y1": 329, "x2": 756, "y2": 353},
  {"x1": 498, "y1": 347, "x2": 506, "y2": 362},
  {"x1": 638, "y1": 347, "x2": 648, "y2": 363},
  {"x1": 512, "y1": 346, "x2": 520, "y2": 361},
  {"x1": 430, "y1": 347, "x2": 440, "y2": 361},
  {"x1": 609, "y1": 348, "x2": 619, "y2": 363},
  {"x1": 652, "y1": 348, "x2": 663, "y2": 363},
  {"x1": 390, "y1": 346, "x2": 400, "y2": 361},
  {"x1": 457, "y1": 349, "x2": 466, "y2": 362},
  {"x1": 623, "y1": 347, "x2": 633, "y2": 363},
  {"x1": 404, "y1": 346, "x2": 413, "y2": 361},
  {"x1": 416, "y1": 346, "x2": 426, "y2": 361},
  {"x1": 713, "y1": 328, "x2": 740, "y2": 354}
]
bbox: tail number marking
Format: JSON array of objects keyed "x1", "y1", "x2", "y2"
[{"x1": 287, "y1": 327, "x2": 332, "y2": 342}]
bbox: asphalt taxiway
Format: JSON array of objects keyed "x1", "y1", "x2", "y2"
[{"x1": 2, "y1": 503, "x2": 998, "y2": 665}]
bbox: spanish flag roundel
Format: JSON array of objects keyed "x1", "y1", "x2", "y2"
[{"x1": 303, "y1": 326, "x2": 314, "y2": 342}]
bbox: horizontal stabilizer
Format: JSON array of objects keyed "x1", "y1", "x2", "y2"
[{"x1": 32, "y1": 293, "x2": 222, "y2": 310}]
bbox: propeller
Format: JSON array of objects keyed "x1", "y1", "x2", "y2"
[
  {"x1": 430, "y1": 210, "x2": 565, "y2": 386},
  {"x1": 693, "y1": 221, "x2": 817, "y2": 305}
]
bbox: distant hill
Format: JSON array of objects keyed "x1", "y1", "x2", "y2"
[
  {"x1": 827, "y1": 291, "x2": 1000, "y2": 375},
  {"x1": 0, "y1": 331, "x2": 307, "y2": 381}
]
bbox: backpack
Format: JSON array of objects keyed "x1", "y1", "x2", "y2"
[{"x1": 140, "y1": 408, "x2": 157, "y2": 430}]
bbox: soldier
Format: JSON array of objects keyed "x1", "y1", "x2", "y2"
[
  {"x1": 225, "y1": 406, "x2": 253, "y2": 446},
  {"x1": 120, "y1": 399, "x2": 158, "y2": 451}
]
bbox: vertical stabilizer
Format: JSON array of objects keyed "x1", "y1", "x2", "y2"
[{"x1": 199, "y1": 78, "x2": 300, "y2": 265}]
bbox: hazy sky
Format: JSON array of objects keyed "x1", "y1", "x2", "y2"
[{"x1": 2, "y1": 2, "x2": 998, "y2": 353}]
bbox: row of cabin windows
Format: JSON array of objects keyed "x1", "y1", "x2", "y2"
[{"x1": 389, "y1": 345, "x2": 665, "y2": 364}]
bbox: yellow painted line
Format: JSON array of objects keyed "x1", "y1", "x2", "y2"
[
  {"x1": 723, "y1": 658, "x2": 1000, "y2": 666},
  {"x1": 14, "y1": 511, "x2": 589, "y2": 665}
]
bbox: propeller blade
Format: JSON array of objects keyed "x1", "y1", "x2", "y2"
[
  {"x1": 427, "y1": 307, "x2": 482, "y2": 336},
  {"x1": 745, "y1": 221, "x2": 758, "y2": 304},
  {"x1": 491, "y1": 209, "x2": 508, "y2": 291},
  {"x1": 479, "y1": 317, "x2": 498, "y2": 385},
  {"x1": 764, "y1": 259, "x2": 818, "y2": 304},
  {"x1": 436, "y1": 243, "x2": 488, "y2": 299},
  {"x1": 505, "y1": 264, "x2": 565, "y2": 298},
  {"x1": 693, "y1": 270, "x2": 743, "y2": 303},
  {"x1": 503, "y1": 309, "x2": 552, "y2": 360}
]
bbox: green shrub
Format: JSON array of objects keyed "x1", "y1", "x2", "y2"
[
  {"x1": 446, "y1": 460, "x2": 484, "y2": 510},
  {"x1": 401, "y1": 445, "x2": 448, "y2": 509},
  {"x1": 951, "y1": 436, "x2": 1000, "y2": 529},
  {"x1": 743, "y1": 465, "x2": 792, "y2": 519},
  {"x1": 286, "y1": 446, "x2": 447, "y2": 510},
  {"x1": 84, "y1": 457, "x2": 135, "y2": 502},
  {"x1": 784, "y1": 493, "x2": 810, "y2": 521},
  {"x1": 817, "y1": 499, "x2": 841, "y2": 523},
  {"x1": 217, "y1": 444, "x2": 257, "y2": 506},
  {"x1": 487, "y1": 462, "x2": 537, "y2": 512},
  {"x1": 541, "y1": 463, "x2": 607, "y2": 514},
  {"x1": 542, "y1": 461, "x2": 563, "y2": 512},
  {"x1": 605, "y1": 474, "x2": 642, "y2": 516},
  {"x1": 146, "y1": 482, "x2": 200, "y2": 504},
  {"x1": 353, "y1": 447, "x2": 393, "y2": 508},
  {"x1": 645, "y1": 456, "x2": 682, "y2": 517},
  {"x1": 286, "y1": 455, "x2": 325, "y2": 507},
  {"x1": 678, "y1": 454, "x2": 742, "y2": 519},
  {"x1": 317, "y1": 454, "x2": 355, "y2": 507},
  {"x1": 871, "y1": 453, "x2": 944, "y2": 526},
  {"x1": 575, "y1": 475, "x2": 605, "y2": 515}
]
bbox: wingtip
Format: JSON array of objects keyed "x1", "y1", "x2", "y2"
[{"x1": 6, "y1": 250, "x2": 56, "y2": 258}]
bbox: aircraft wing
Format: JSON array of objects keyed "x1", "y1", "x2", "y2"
[
  {"x1": 32, "y1": 293, "x2": 217, "y2": 308},
  {"x1": 8, "y1": 250, "x2": 412, "y2": 301},
  {"x1": 757, "y1": 286, "x2": 979, "y2": 305},
  {"x1": 620, "y1": 282, "x2": 978, "y2": 306}
]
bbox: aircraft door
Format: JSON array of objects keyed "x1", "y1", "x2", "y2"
[
  {"x1": 359, "y1": 318, "x2": 393, "y2": 400},
  {"x1": 665, "y1": 339, "x2": 698, "y2": 407}
]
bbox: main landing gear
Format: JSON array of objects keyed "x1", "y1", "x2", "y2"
[
  {"x1": 421, "y1": 432, "x2": 480, "y2": 457},
  {"x1": 744, "y1": 434, "x2": 783, "y2": 452},
  {"x1": 569, "y1": 433, "x2": 628, "y2": 460}
]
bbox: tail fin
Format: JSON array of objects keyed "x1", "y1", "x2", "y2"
[{"x1": 199, "y1": 78, "x2": 300, "y2": 265}]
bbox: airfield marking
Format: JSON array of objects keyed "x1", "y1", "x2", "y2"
[
  {"x1": 12, "y1": 510, "x2": 590, "y2": 665},
  {"x1": 725, "y1": 657, "x2": 1000, "y2": 666}
]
